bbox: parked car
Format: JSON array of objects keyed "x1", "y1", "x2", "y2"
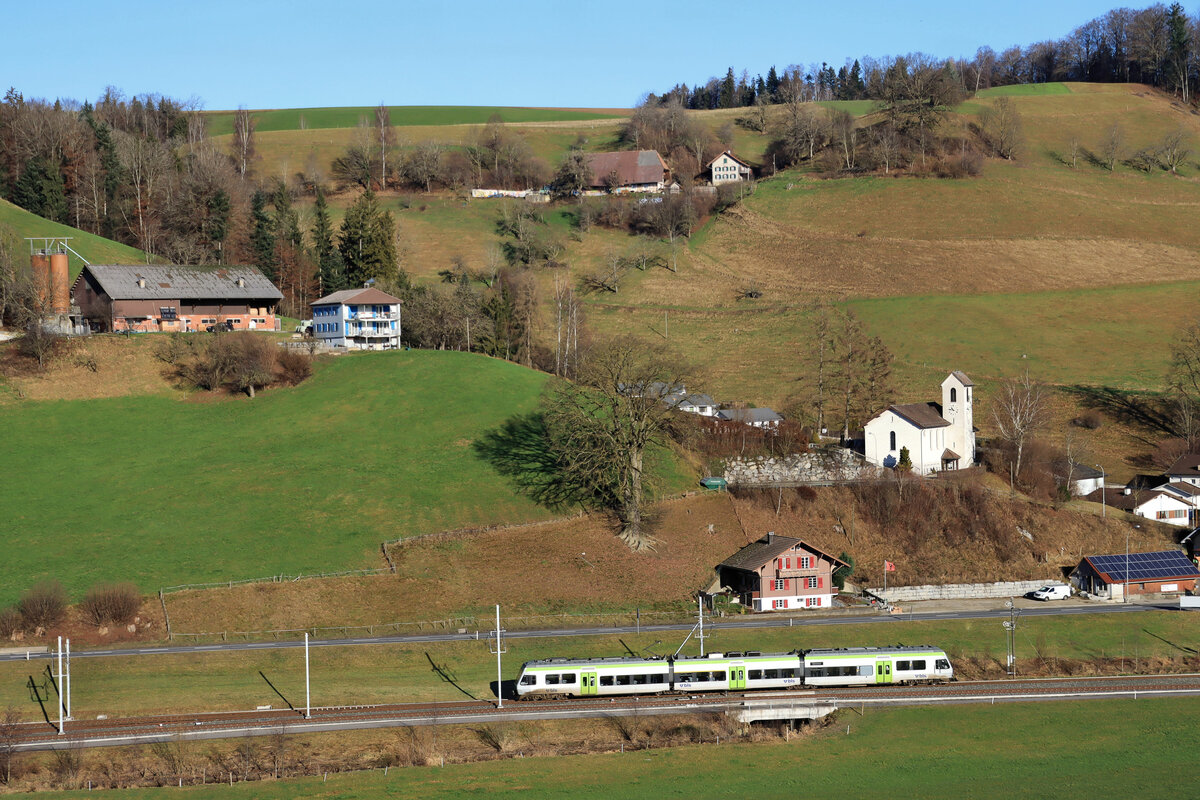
[
  {"x1": 1029, "y1": 585, "x2": 1071, "y2": 601},
  {"x1": 206, "y1": 321, "x2": 235, "y2": 333}
]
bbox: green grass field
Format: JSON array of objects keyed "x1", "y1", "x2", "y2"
[
  {"x1": 203, "y1": 105, "x2": 628, "y2": 137},
  {"x1": 977, "y1": 81, "x2": 1073, "y2": 97},
  {"x1": 0, "y1": 198, "x2": 148, "y2": 278},
  {"x1": 0, "y1": 609, "x2": 1191, "y2": 719},
  {"x1": 0, "y1": 351, "x2": 565, "y2": 602},
  {"x1": 35, "y1": 699, "x2": 1197, "y2": 799}
]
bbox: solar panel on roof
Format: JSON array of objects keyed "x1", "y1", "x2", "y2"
[{"x1": 1088, "y1": 551, "x2": 1199, "y2": 582}]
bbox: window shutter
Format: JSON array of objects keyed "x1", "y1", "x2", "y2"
[
  {"x1": 818, "y1": 577, "x2": 824, "y2": 589},
  {"x1": 777, "y1": 558, "x2": 783, "y2": 570},
  {"x1": 784, "y1": 579, "x2": 789, "y2": 590}
]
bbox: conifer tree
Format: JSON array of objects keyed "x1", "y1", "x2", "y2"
[
  {"x1": 338, "y1": 189, "x2": 397, "y2": 288},
  {"x1": 312, "y1": 187, "x2": 345, "y2": 294},
  {"x1": 249, "y1": 190, "x2": 276, "y2": 279}
]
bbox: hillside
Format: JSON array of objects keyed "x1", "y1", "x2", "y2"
[
  {"x1": 0, "y1": 351, "x2": 570, "y2": 602},
  {"x1": 0, "y1": 197, "x2": 148, "y2": 278}
]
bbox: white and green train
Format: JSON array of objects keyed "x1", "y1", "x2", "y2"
[{"x1": 515, "y1": 646, "x2": 952, "y2": 698}]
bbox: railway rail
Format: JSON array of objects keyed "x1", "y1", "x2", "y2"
[{"x1": 11, "y1": 673, "x2": 1200, "y2": 752}]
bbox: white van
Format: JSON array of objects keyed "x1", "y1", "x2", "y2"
[{"x1": 1030, "y1": 585, "x2": 1071, "y2": 601}]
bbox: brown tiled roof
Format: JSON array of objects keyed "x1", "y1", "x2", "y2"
[
  {"x1": 719, "y1": 535, "x2": 849, "y2": 572},
  {"x1": 1166, "y1": 454, "x2": 1200, "y2": 476},
  {"x1": 890, "y1": 403, "x2": 950, "y2": 429},
  {"x1": 1163, "y1": 481, "x2": 1200, "y2": 497},
  {"x1": 313, "y1": 288, "x2": 403, "y2": 306},
  {"x1": 583, "y1": 150, "x2": 668, "y2": 188},
  {"x1": 941, "y1": 449, "x2": 961, "y2": 461}
]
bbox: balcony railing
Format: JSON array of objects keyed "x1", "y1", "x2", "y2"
[{"x1": 348, "y1": 311, "x2": 398, "y2": 321}]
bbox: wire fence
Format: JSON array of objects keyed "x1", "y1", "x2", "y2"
[{"x1": 159, "y1": 568, "x2": 394, "y2": 595}]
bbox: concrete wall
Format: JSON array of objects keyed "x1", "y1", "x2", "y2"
[
  {"x1": 868, "y1": 579, "x2": 1061, "y2": 602},
  {"x1": 723, "y1": 449, "x2": 878, "y2": 486}
]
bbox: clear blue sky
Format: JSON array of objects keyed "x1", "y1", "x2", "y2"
[{"x1": 4, "y1": 0, "x2": 1129, "y2": 110}]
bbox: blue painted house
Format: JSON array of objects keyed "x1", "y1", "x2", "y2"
[{"x1": 310, "y1": 288, "x2": 402, "y2": 350}]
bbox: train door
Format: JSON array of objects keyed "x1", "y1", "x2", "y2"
[
  {"x1": 876, "y1": 659, "x2": 892, "y2": 684},
  {"x1": 729, "y1": 663, "x2": 746, "y2": 690},
  {"x1": 580, "y1": 671, "x2": 599, "y2": 696}
]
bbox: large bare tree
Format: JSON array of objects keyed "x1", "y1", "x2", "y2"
[
  {"x1": 541, "y1": 337, "x2": 693, "y2": 551},
  {"x1": 991, "y1": 371, "x2": 1051, "y2": 486},
  {"x1": 232, "y1": 107, "x2": 255, "y2": 180}
]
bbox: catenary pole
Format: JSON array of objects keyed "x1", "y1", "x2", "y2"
[
  {"x1": 305, "y1": 633, "x2": 311, "y2": 719},
  {"x1": 64, "y1": 638, "x2": 71, "y2": 720},
  {"x1": 495, "y1": 605, "x2": 503, "y2": 709},
  {"x1": 56, "y1": 636, "x2": 63, "y2": 735}
]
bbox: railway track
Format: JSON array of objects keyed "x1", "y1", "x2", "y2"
[{"x1": 13, "y1": 673, "x2": 1200, "y2": 751}]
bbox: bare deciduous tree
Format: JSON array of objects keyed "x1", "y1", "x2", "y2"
[
  {"x1": 1166, "y1": 320, "x2": 1200, "y2": 448},
  {"x1": 1100, "y1": 122, "x2": 1124, "y2": 171},
  {"x1": 1065, "y1": 131, "x2": 1082, "y2": 168},
  {"x1": 979, "y1": 97, "x2": 1023, "y2": 160},
  {"x1": 232, "y1": 107, "x2": 255, "y2": 180},
  {"x1": 991, "y1": 371, "x2": 1051, "y2": 487},
  {"x1": 870, "y1": 123, "x2": 901, "y2": 173},
  {"x1": 541, "y1": 337, "x2": 693, "y2": 551},
  {"x1": 0, "y1": 708, "x2": 20, "y2": 785},
  {"x1": 375, "y1": 103, "x2": 393, "y2": 188},
  {"x1": 1158, "y1": 128, "x2": 1190, "y2": 174}
]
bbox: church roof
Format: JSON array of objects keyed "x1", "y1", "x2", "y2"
[{"x1": 889, "y1": 403, "x2": 950, "y2": 430}]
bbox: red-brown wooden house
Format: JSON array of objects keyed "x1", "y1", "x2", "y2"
[{"x1": 717, "y1": 533, "x2": 848, "y2": 612}]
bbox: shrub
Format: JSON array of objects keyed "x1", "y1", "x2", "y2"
[
  {"x1": 0, "y1": 607, "x2": 21, "y2": 638},
  {"x1": 276, "y1": 349, "x2": 313, "y2": 386},
  {"x1": 1072, "y1": 410, "x2": 1103, "y2": 430},
  {"x1": 17, "y1": 580, "x2": 66, "y2": 630},
  {"x1": 79, "y1": 583, "x2": 141, "y2": 627}
]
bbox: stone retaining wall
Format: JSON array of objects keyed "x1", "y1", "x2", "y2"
[
  {"x1": 724, "y1": 449, "x2": 879, "y2": 486},
  {"x1": 867, "y1": 579, "x2": 1064, "y2": 602}
]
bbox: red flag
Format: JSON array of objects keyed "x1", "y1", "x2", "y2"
[{"x1": 884, "y1": 560, "x2": 896, "y2": 572}]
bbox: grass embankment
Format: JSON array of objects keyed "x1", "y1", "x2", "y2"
[
  {"x1": 0, "y1": 351, "x2": 574, "y2": 603},
  {"x1": 0, "y1": 198, "x2": 147, "y2": 278},
  {"x1": 1, "y1": 610, "x2": 1194, "y2": 721},
  {"x1": 32, "y1": 699, "x2": 1198, "y2": 799}
]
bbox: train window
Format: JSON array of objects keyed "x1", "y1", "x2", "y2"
[
  {"x1": 631, "y1": 674, "x2": 647, "y2": 685},
  {"x1": 546, "y1": 674, "x2": 561, "y2": 685},
  {"x1": 615, "y1": 675, "x2": 630, "y2": 686},
  {"x1": 896, "y1": 661, "x2": 910, "y2": 671},
  {"x1": 781, "y1": 668, "x2": 797, "y2": 678},
  {"x1": 763, "y1": 669, "x2": 779, "y2": 679},
  {"x1": 562, "y1": 673, "x2": 577, "y2": 684},
  {"x1": 858, "y1": 665, "x2": 874, "y2": 676},
  {"x1": 650, "y1": 674, "x2": 665, "y2": 684},
  {"x1": 600, "y1": 676, "x2": 614, "y2": 686},
  {"x1": 936, "y1": 659, "x2": 950, "y2": 670},
  {"x1": 713, "y1": 671, "x2": 726, "y2": 681},
  {"x1": 748, "y1": 670, "x2": 762, "y2": 680},
  {"x1": 519, "y1": 675, "x2": 536, "y2": 686},
  {"x1": 911, "y1": 660, "x2": 926, "y2": 671}
]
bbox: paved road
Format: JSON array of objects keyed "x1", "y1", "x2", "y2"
[{"x1": 0, "y1": 601, "x2": 1166, "y2": 663}]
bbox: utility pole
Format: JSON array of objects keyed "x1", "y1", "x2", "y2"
[
  {"x1": 304, "y1": 632, "x2": 311, "y2": 719},
  {"x1": 1096, "y1": 463, "x2": 1106, "y2": 521},
  {"x1": 698, "y1": 595, "x2": 705, "y2": 657},
  {"x1": 489, "y1": 605, "x2": 507, "y2": 709},
  {"x1": 1003, "y1": 598, "x2": 1021, "y2": 677},
  {"x1": 64, "y1": 638, "x2": 71, "y2": 721}
]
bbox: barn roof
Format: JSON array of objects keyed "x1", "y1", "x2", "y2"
[
  {"x1": 583, "y1": 150, "x2": 668, "y2": 188},
  {"x1": 77, "y1": 264, "x2": 282, "y2": 301},
  {"x1": 1165, "y1": 454, "x2": 1200, "y2": 477}
]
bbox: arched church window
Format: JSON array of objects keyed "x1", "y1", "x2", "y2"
[
  {"x1": 950, "y1": 387, "x2": 957, "y2": 403},
  {"x1": 889, "y1": 431, "x2": 896, "y2": 451}
]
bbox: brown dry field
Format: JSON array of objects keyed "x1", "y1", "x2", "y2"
[
  {"x1": 161, "y1": 487, "x2": 1171, "y2": 637},
  {"x1": 0, "y1": 335, "x2": 179, "y2": 403},
  {"x1": 163, "y1": 493, "x2": 748, "y2": 635}
]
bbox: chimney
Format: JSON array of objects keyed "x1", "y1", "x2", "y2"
[
  {"x1": 766, "y1": 531, "x2": 775, "y2": 544},
  {"x1": 235, "y1": 277, "x2": 245, "y2": 288},
  {"x1": 1124, "y1": 488, "x2": 1132, "y2": 496},
  {"x1": 136, "y1": 277, "x2": 146, "y2": 288}
]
